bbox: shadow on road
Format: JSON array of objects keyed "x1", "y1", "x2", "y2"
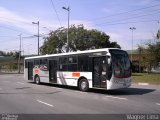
[
  {"x1": 0, "y1": 83, "x2": 62, "y2": 95},
  {"x1": 0, "y1": 91, "x2": 62, "y2": 95},
  {"x1": 28, "y1": 82, "x2": 156, "y2": 96},
  {"x1": 15, "y1": 87, "x2": 31, "y2": 90},
  {"x1": 89, "y1": 88, "x2": 155, "y2": 96}
]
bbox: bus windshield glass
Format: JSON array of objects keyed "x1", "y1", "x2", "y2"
[{"x1": 109, "y1": 49, "x2": 131, "y2": 78}]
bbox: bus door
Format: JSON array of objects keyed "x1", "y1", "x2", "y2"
[
  {"x1": 49, "y1": 60, "x2": 57, "y2": 83},
  {"x1": 93, "y1": 57, "x2": 107, "y2": 88},
  {"x1": 28, "y1": 61, "x2": 33, "y2": 80}
]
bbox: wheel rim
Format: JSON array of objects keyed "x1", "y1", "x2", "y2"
[
  {"x1": 81, "y1": 81, "x2": 87, "y2": 90},
  {"x1": 36, "y1": 77, "x2": 39, "y2": 84}
]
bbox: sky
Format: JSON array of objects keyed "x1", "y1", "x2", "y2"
[{"x1": 0, "y1": 0, "x2": 160, "y2": 55}]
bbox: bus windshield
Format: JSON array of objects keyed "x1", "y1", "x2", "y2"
[{"x1": 110, "y1": 49, "x2": 131, "y2": 78}]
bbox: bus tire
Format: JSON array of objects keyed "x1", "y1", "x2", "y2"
[
  {"x1": 79, "y1": 79, "x2": 89, "y2": 92},
  {"x1": 35, "y1": 75, "x2": 40, "y2": 85}
]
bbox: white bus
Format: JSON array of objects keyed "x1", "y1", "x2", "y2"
[{"x1": 24, "y1": 48, "x2": 131, "y2": 92}]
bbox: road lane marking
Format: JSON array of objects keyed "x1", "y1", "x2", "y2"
[
  {"x1": 37, "y1": 100, "x2": 54, "y2": 107},
  {"x1": 55, "y1": 88, "x2": 63, "y2": 90},
  {"x1": 17, "y1": 82, "x2": 25, "y2": 84},
  {"x1": 156, "y1": 103, "x2": 160, "y2": 106},
  {"x1": 105, "y1": 96, "x2": 128, "y2": 100},
  {"x1": 138, "y1": 83, "x2": 149, "y2": 85},
  {"x1": 74, "y1": 91, "x2": 87, "y2": 94}
]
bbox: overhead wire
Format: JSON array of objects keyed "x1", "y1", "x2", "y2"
[
  {"x1": 88, "y1": 3, "x2": 160, "y2": 21},
  {"x1": 0, "y1": 17, "x2": 54, "y2": 36},
  {"x1": 92, "y1": 10, "x2": 160, "y2": 27},
  {"x1": 0, "y1": 25, "x2": 33, "y2": 35},
  {"x1": 79, "y1": 3, "x2": 160, "y2": 28},
  {"x1": 50, "y1": 0, "x2": 62, "y2": 27},
  {"x1": 0, "y1": 36, "x2": 17, "y2": 38},
  {"x1": 95, "y1": 19, "x2": 159, "y2": 26},
  {"x1": 0, "y1": 2, "x2": 159, "y2": 51},
  {"x1": 0, "y1": 17, "x2": 33, "y2": 26},
  {"x1": 0, "y1": 3, "x2": 159, "y2": 30}
]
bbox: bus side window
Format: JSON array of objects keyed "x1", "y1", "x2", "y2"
[
  {"x1": 108, "y1": 57, "x2": 112, "y2": 80},
  {"x1": 40, "y1": 59, "x2": 48, "y2": 71},
  {"x1": 59, "y1": 57, "x2": 68, "y2": 64},
  {"x1": 68, "y1": 56, "x2": 78, "y2": 71},
  {"x1": 78, "y1": 55, "x2": 88, "y2": 71},
  {"x1": 59, "y1": 64, "x2": 68, "y2": 71},
  {"x1": 34, "y1": 60, "x2": 40, "y2": 67},
  {"x1": 59, "y1": 57, "x2": 68, "y2": 71}
]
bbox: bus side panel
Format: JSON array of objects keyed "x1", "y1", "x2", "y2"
[
  {"x1": 24, "y1": 68, "x2": 28, "y2": 80},
  {"x1": 33, "y1": 68, "x2": 50, "y2": 83},
  {"x1": 107, "y1": 76, "x2": 131, "y2": 90},
  {"x1": 57, "y1": 72, "x2": 93, "y2": 88},
  {"x1": 39, "y1": 76, "x2": 49, "y2": 83}
]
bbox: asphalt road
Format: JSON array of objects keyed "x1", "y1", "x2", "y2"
[{"x1": 0, "y1": 74, "x2": 160, "y2": 114}]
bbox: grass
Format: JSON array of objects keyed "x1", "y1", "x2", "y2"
[{"x1": 132, "y1": 73, "x2": 160, "y2": 85}]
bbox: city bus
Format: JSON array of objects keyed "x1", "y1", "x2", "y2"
[{"x1": 24, "y1": 48, "x2": 131, "y2": 92}]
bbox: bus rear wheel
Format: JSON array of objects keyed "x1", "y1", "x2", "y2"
[
  {"x1": 35, "y1": 76, "x2": 40, "y2": 85},
  {"x1": 79, "y1": 79, "x2": 89, "y2": 92}
]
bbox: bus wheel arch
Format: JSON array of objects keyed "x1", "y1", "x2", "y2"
[
  {"x1": 34, "y1": 74, "x2": 40, "y2": 85},
  {"x1": 78, "y1": 77, "x2": 89, "y2": 92}
]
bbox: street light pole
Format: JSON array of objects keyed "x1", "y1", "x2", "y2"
[
  {"x1": 18, "y1": 34, "x2": 21, "y2": 73},
  {"x1": 32, "y1": 21, "x2": 40, "y2": 55},
  {"x1": 62, "y1": 6, "x2": 70, "y2": 52},
  {"x1": 129, "y1": 27, "x2": 136, "y2": 62}
]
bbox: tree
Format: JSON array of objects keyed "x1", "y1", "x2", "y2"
[
  {"x1": 40, "y1": 25, "x2": 121, "y2": 54},
  {"x1": 137, "y1": 42, "x2": 160, "y2": 73},
  {"x1": 0, "y1": 50, "x2": 16, "y2": 56}
]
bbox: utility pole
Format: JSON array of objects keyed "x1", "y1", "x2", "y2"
[
  {"x1": 62, "y1": 6, "x2": 70, "y2": 52},
  {"x1": 129, "y1": 27, "x2": 136, "y2": 62},
  {"x1": 18, "y1": 34, "x2": 22, "y2": 73},
  {"x1": 138, "y1": 45, "x2": 142, "y2": 73},
  {"x1": 32, "y1": 21, "x2": 40, "y2": 55}
]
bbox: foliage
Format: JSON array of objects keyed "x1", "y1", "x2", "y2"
[
  {"x1": 0, "y1": 51, "x2": 20, "y2": 57},
  {"x1": 40, "y1": 24, "x2": 121, "y2": 54},
  {"x1": 137, "y1": 43, "x2": 160, "y2": 72}
]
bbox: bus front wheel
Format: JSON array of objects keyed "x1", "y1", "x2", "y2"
[
  {"x1": 35, "y1": 76, "x2": 40, "y2": 85},
  {"x1": 79, "y1": 79, "x2": 89, "y2": 92}
]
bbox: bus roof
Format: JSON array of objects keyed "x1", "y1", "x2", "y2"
[{"x1": 25, "y1": 48, "x2": 121, "y2": 60}]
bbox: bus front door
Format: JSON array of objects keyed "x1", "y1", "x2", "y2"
[
  {"x1": 28, "y1": 61, "x2": 33, "y2": 80},
  {"x1": 93, "y1": 57, "x2": 107, "y2": 88},
  {"x1": 49, "y1": 60, "x2": 57, "y2": 83}
]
